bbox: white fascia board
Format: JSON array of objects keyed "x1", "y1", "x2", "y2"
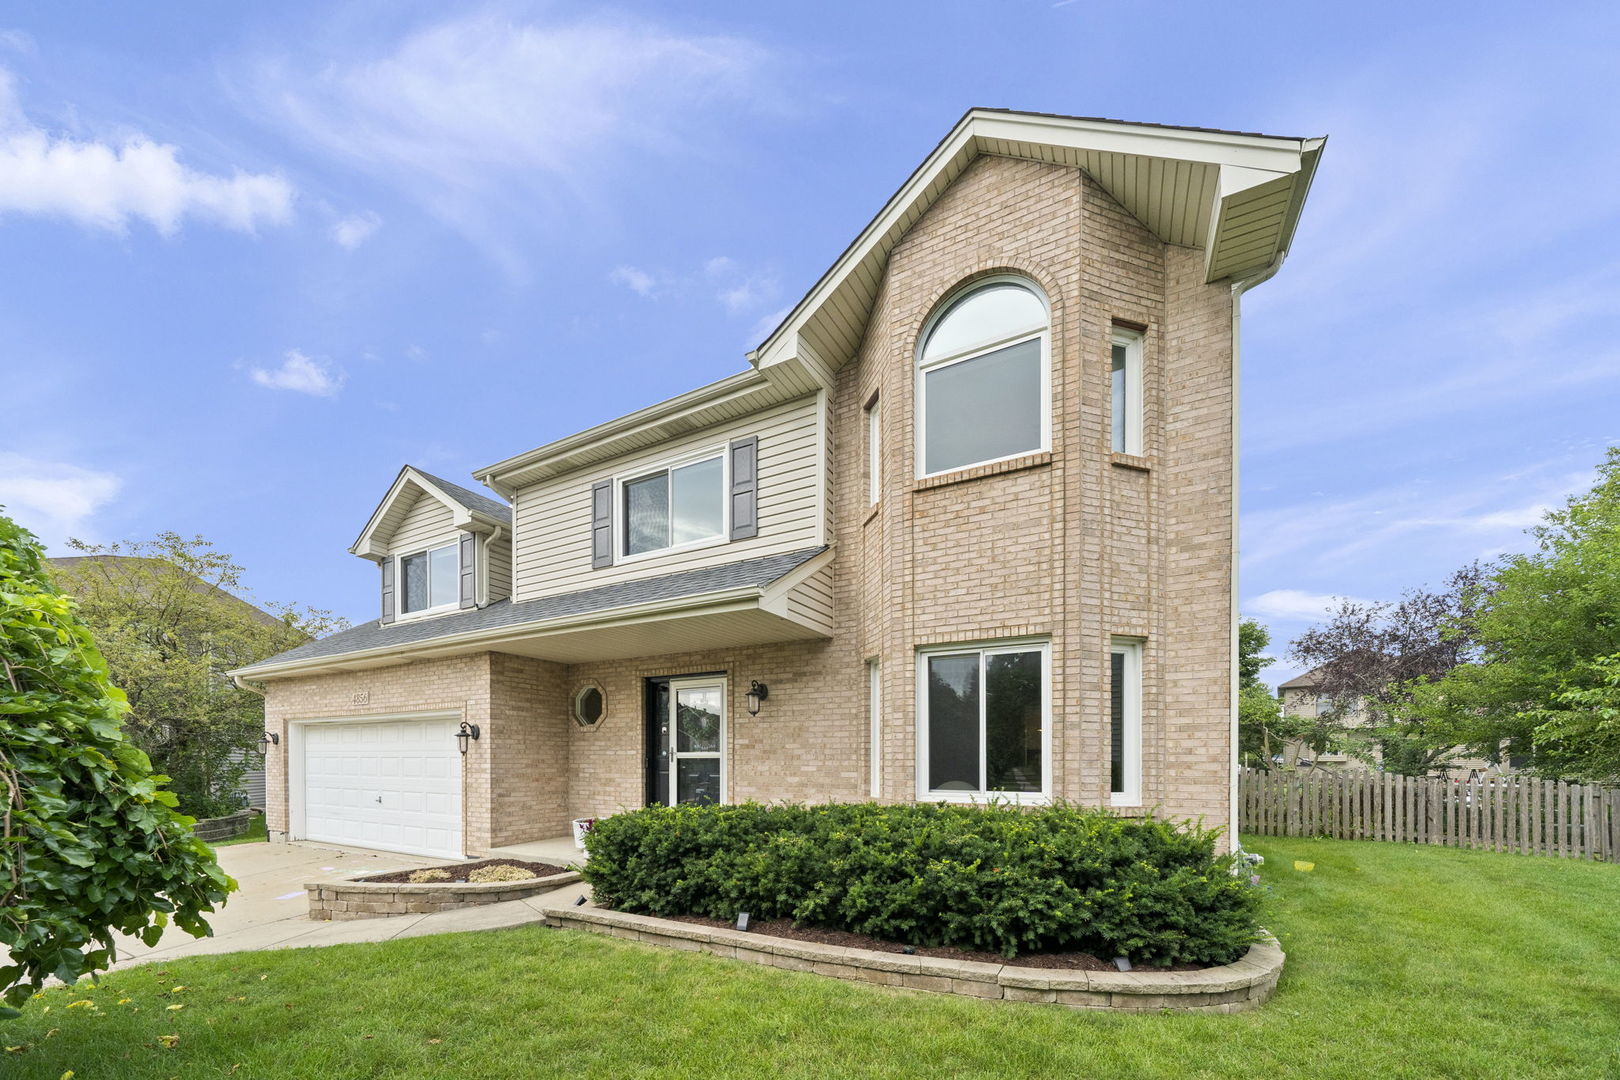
[{"x1": 349, "y1": 467, "x2": 504, "y2": 558}]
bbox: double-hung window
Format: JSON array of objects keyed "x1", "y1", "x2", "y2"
[
  {"x1": 1109, "y1": 638, "x2": 1143, "y2": 805},
  {"x1": 621, "y1": 452, "x2": 726, "y2": 558},
  {"x1": 917, "y1": 279, "x2": 1049, "y2": 476},
  {"x1": 919, "y1": 641, "x2": 1049, "y2": 801},
  {"x1": 399, "y1": 543, "x2": 458, "y2": 615},
  {"x1": 1110, "y1": 327, "x2": 1143, "y2": 455}
]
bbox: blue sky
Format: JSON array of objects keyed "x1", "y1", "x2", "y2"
[{"x1": 2, "y1": 2, "x2": 1616, "y2": 686}]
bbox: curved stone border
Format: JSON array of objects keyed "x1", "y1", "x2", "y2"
[
  {"x1": 307, "y1": 869, "x2": 582, "y2": 921},
  {"x1": 538, "y1": 898, "x2": 1282, "y2": 1013},
  {"x1": 194, "y1": 810, "x2": 257, "y2": 843}
]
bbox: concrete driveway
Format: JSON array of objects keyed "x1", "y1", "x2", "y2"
[{"x1": 104, "y1": 842, "x2": 586, "y2": 972}]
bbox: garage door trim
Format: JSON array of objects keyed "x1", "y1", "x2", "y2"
[{"x1": 287, "y1": 710, "x2": 465, "y2": 859}]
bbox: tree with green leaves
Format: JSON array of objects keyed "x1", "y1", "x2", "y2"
[
  {"x1": 0, "y1": 512, "x2": 233, "y2": 1015},
  {"x1": 51, "y1": 534, "x2": 346, "y2": 818},
  {"x1": 1236, "y1": 618, "x2": 1295, "y2": 768},
  {"x1": 1410, "y1": 448, "x2": 1620, "y2": 783}
]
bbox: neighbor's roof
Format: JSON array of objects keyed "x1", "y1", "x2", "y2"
[
  {"x1": 1277, "y1": 667, "x2": 1326, "y2": 690},
  {"x1": 477, "y1": 107, "x2": 1325, "y2": 494},
  {"x1": 231, "y1": 546, "x2": 826, "y2": 678}
]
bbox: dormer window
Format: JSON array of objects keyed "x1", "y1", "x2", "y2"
[
  {"x1": 400, "y1": 542, "x2": 459, "y2": 614},
  {"x1": 917, "y1": 277, "x2": 1049, "y2": 477}
]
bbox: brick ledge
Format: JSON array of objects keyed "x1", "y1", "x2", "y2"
[
  {"x1": 539, "y1": 899, "x2": 1282, "y2": 1012},
  {"x1": 307, "y1": 869, "x2": 582, "y2": 920}
]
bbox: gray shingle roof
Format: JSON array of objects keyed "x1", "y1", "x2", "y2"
[
  {"x1": 236, "y1": 546, "x2": 826, "y2": 675},
  {"x1": 412, "y1": 468, "x2": 511, "y2": 525}
]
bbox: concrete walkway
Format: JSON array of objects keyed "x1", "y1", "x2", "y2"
[{"x1": 105, "y1": 842, "x2": 586, "y2": 972}]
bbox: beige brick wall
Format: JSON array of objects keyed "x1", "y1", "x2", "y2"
[{"x1": 258, "y1": 150, "x2": 1237, "y2": 851}]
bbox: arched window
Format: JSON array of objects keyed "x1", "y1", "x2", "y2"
[{"x1": 916, "y1": 278, "x2": 1049, "y2": 476}]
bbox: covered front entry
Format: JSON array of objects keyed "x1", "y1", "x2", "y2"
[
  {"x1": 644, "y1": 674, "x2": 727, "y2": 807},
  {"x1": 296, "y1": 715, "x2": 464, "y2": 859}
]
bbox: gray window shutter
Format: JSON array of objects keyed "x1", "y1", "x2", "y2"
[
  {"x1": 459, "y1": 532, "x2": 477, "y2": 609},
  {"x1": 590, "y1": 480, "x2": 614, "y2": 568},
  {"x1": 379, "y1": 558, "x2": 396, "y2": 624},
  {"x1": 729, "y1": 436, "x2": 759, "y2": 541}
]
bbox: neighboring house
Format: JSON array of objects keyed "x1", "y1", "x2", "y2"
[
  {"x1": 1277, "y1": 667, "x2": 1506, "y2": 779},
  {"x1": 229, "y1": 109, "x2": 1325, "y2": 860},
  {"x1": 49, "y1": 554, "x2": 286, "y2": 810}
]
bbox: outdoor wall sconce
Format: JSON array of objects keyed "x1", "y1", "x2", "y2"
[
  {"x1": 256, "y1": 731, "x2": 279, "y2": 756},
  {"x1": 745, "y1": 681, "x2": 769, "y2": 717},
  {"x1": 455, "y1": 721, "x2": 481, "y2": 755}
]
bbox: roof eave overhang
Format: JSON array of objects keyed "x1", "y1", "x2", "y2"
[
  {"x1": 749, "y1": 109, "x2": 1326, "y2": 374},
  {"x1": 228, "y1": 550, "x2": 835, "y2": 681},
  {"x1": 473, "y1": 354, "x2": 831, "y2": 495},
  {"x1": 350, "y1": 467, "x2": 508, "y2": 560}
]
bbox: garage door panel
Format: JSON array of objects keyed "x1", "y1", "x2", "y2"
[{"x1": 299, "y1": 717, "x2": 463, "y2": 859}]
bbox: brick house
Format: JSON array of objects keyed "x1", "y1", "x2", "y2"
[{"x1": 230, "y1": 109, "x2": 1325, "y2": 860}]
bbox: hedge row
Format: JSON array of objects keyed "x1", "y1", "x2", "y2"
[{"x1": 581, "y1": 802, "x2": 1262, "y2": 965}]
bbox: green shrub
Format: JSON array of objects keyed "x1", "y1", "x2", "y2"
[{"x1": 582, "y1": 802, "x2": 1262, "y2": 965}]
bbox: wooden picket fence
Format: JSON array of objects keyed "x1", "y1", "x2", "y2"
[{"x1": 1238, "y1": 767, "x2": 1620, "y2": 863}]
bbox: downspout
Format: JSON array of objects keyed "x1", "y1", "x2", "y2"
[{"x1": 480, "y1": 525, "x2": 504, "y2": 609}]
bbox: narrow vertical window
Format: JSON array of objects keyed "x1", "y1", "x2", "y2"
[
  {"x1": 867, "y1": 659, "x2": 882, "y2": 798},
  {"x1": 865, "y1": 396, "x2": 881, "y2": 505},
  {"x1": 1110, "y1": 638, "x2": 1142, "y2": 805},
  {"x1": 1110, "y1": 327, "x2": 1143, "y2": 455}
]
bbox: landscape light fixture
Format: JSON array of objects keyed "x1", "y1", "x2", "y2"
[
  {"x1": 744, "y1": 681, "x2": 769, "y2": 717},
  {"x1": 256, "y1": 731, "x2": 279, "y2": 756},
  {"x1": 455, "y1": 721, "x2": 481, "y2": 755}
]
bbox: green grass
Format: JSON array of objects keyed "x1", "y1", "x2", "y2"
[
  {"x1": 5, "y1": 839, "x2": 1617, "y2": 1079},
  {"x1": 210, "y1": 813, "x2": 267, "y2": 847}
]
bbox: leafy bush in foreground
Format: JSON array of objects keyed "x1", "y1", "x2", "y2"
[{"x1": 583, "y1": 802, "x2": 1261, "y2": 965}]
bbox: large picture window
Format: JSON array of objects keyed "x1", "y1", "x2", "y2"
[
  {"x1": 917, "y1": 279, "x2": 1049, "y2": 476},
  {"x1": 918, "y1": 642, "x2": 1048, "y2": 801},
  {"x1": 399, "y1": 543, "x2": 458, "y2": 614},
  {"x1": 621, "y1": 453, "x2": 725, "y2": 558}
]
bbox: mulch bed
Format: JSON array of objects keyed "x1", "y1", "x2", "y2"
[
  {"x1": 659, "y1": 914, "x2": 1205, "y2": 970},
  {"x1": 357, "y1": 859, "x2": 570, "y2": 884}
]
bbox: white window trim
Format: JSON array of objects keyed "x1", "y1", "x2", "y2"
[
  {"x1": 915, "y1": 276, "x2": 1051, "y2": 480},
  {"x1": 1111, "y1": 327, "x2": 1144, "y2": 456},
  {"x1": 866, "y1": 397, "x2": 881, "y2": 505},
  {"x1": 612, "y1": 444, "x2": 731, "y2": 565},
  {"x1": 867, "y1": 658, "x2": 882, "y2": 798},
  {"x1": 394, "y1": 541, "x2": 461, "y2": 621},
  {"x1": 1110, "y1": 637, "x2": 1144, "y2": 807},
  {"x1": 915, "y1": 638, "x2": 1052, "y2": 805}
]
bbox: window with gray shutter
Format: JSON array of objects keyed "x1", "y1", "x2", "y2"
[
  {"x1": 729, "y1": 436, "x2": 758, "y2": 540},
  {"x1": 459, "y1": 532, "x2": 477, "y2": 608},
  {"x1": 379, "y1": 558, "x2": 396, "y2": 624},
  {"x1": 590, "y1": 479, "x2": 614, "y2": 568}
]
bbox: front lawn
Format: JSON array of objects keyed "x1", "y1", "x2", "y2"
[{"x1": 4, "y1": 839, "x2": 1616, "y2": 1079}]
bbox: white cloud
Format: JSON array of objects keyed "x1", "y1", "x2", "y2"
[
  {"x1": 246, "y1": 12, "x2": 774, "y2": 270},
  {"x1": 1246, "y1": 589, "x2": 1370, "y2": 623},
  {"x1": 0, "y1": 65, "x2": 293, "y2": 235},
  {"x1": 717, "y1": 276, "x2": 776, "y2": 314},
  {"x1": 610, "y1": 265, "x2": 656, "y2": 297},
  {"x1": 0, "y1": 452, "x2": 119, "y2": 551},
  {"x1": 746, "y1": 304, "x2": 792, "y2": 346},
  {"x1": 331, "y1": 210, "x2": 380, "y2": 249},
  {"x1": 703, "y1": 256, "x2": 735, "y2": 277},
  {"x1": 248, "y1": 349, "x2": 345, "y2": 396}
]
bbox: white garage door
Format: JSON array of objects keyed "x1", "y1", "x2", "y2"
[{"x1": 300, "y1": 718, "x2": 463, "y2": 859}]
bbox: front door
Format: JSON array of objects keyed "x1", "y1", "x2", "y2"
[{"x1": 658, "y1": 678, "x2": 726, "y2": 806}]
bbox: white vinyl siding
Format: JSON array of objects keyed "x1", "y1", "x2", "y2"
[
  {"x1": 511, "y1": 395, "x2": 823, "y2": 600},
  {"x1": 781, "y1": 561, "x2": 834, "y2": 636},
  {"x1": 388, "y1": 492, "x2": 459, "y2": 560}
]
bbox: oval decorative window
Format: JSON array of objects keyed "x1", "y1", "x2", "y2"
[{"x1": 573, "y1": 684, "x2": 606, "y2": 727}]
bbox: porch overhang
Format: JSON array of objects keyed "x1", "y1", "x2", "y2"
[{"x1": 228, "y1": 547, "x2": 833, "y2": 682}]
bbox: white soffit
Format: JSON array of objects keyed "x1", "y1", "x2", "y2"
[{"x1": 753, "y1": 109, "x2": 1325, "y2": 372}]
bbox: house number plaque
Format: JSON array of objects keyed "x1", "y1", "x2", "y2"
[{"x1": 351, "y1": 690, "x2": 370, "y2": 706}]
